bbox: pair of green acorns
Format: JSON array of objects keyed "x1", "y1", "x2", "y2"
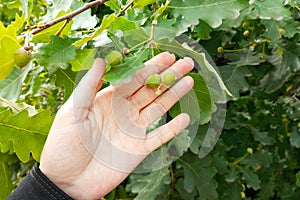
[{"x1": 145, "y1": 73, "x2": 177, "y2": 95}]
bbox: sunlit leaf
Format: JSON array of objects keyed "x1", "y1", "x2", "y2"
[
  {"x1": 41, "y1": 0, "x2": 73, "y2": 22},
  {"x1": 70, "y1": 49, "x2": 96, "y2": 71},
  {"x1": 133, "y1": 0, "x2": 156, "y2": 9},
  {"x1": 168, "y1": 0, "x2": 248, "y2": 31},
  {"x1": 0, "y1": 64, "x2": 31, "y2": 102},
  {"x1": 157, "y1": 38, "x2": 233, "y2": 98},
  {"x1": 0, "y1": 109, "x2": 54, "y2": 162},
  {"x1": 34, "y1": 36, "x2": 78, "y2": 72},
  {"x1": 74, "y1": 14, "x2": 116, "y2": 47},
  {"x1": 0, "y1": 36, "x2": 21, "y2": 81}
]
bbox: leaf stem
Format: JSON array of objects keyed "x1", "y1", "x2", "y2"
[
  {"x1": 229, "y1": 152, "x2": 250, "y2": 167},
  {"x1": 55, "y1": 19, "x2": 71, "y2": 36},
  {"x1": 31, "y1": 0, "x2": 108, "y2": 35},
  {"x1": 222, "y1": 48, "x2": 245, "y2": 53},
  {"x1": 116, "y1": 0, "x2": 134, "y2": 17},
  {"x1": 129, "y1": 38, "x2": 151, "y2": 52},
  {"x1": 169, "y1": 164, "x2": 175, "y2": 191}
]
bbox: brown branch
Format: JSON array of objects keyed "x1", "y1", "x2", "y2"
[{"x1": 31, "y1": 0, "x2": 108, "y2": 35}]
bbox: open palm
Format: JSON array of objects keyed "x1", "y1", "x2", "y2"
[{"x1": 39, "y1": 52, "x2": 194, "y2": 199}]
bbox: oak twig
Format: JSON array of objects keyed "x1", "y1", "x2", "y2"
[
  {"x1": 31, "y1": 0, "x2": 108, "y2": 35},
  {"x1": 55, "y1": 19, "x2": 71, "y2": 36},
  {"x1": 116, "y1": 0, "x2": 134, "y2": 17}
]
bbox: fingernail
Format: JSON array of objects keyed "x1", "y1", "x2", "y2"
[
  {"x1": 180, "y1": 113, "x2": 191, "y2": 130},
  {"x1": 182, "y1": 113, "x2": 190, "y2": 124},
  {"x1": 183, "y1": 57, "x2": 194, "y2": 66}
]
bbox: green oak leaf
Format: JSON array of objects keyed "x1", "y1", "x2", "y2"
[
  {"x1": 136, "y1": 130, "x2": 190, "y2": 172},
  {"x1": 34, "y1": 36, "x2": 78, "y2": 72},
  {"x1": 157, "y1": 38, "x2": 233, "y2": 98},
  {"x1": 283, "y1": 20, "x2": 300, "y2": 38},
  {"x1": 220, "y1": 182, "x2": 242, "y2": 199},
  {"x1": 290, "y1": 128, "x2": 300, "y2": 148},
  {"x1": 54, "y1": 67, "x2": 78, "y2": 101},
  {"x1": 193, "y1": 20, "x2": 213, "y2": 40},
  {"x1": 282, "y1": 36, "x2": 300, "y2": 72},
  {"x1": 127, "y1": 167, "x2": 170, "y2": 200},
  {"x1": 250, "y1": 0, "x2": 291, "y2": 20},
  {"x1": 111, "y1": 16, "x2": 137, "y2": 31},
  {"x1": 219, "y1": 65, "x2": 251, "y2": 98},
  {"x1": 169, "y1": 73, "x2": 214, "y2": 125},
  {"x1": 260, "y1": 36, "x2": 300, "y2": 93},
  {"x1": 168, "y1": 0, "x2": 248, "y2": 31},
  {"x1": 251, "y1": 127, "x2": 274, "y2": 145},
  {"x1": 0, "y1": 153, "x2": 17, "y2": 200},
  {"x1": 41, "y1": 0, "x2": 73, "y2": 22},
  {"x1": 239, "y1": 166, "x2": 261, "y2": 190},
  {"x1": 241, "y1": 151, "x2": 273, "y2": 169},
  {"x1": 0, "y1": 64, "x2": 31, "y2": 102},
  {"x1": 123, "y1": 27, "x2": 149, "y2": 48},
  {"x1": 212, "y1": 153, "x2": 229, "y2": 175},
  {"x1": 143, "y1": 19, "x2": 178, "y2": 41},
  {"x1": 257, "y1": 172, "x2": 276, "y2": 199},
  {"x1": 225, "y1": 167, "x2": 239, "y2": 183},
  {"x1": 70, "y1": 49, "x2": 96, "y2": 71},
  {"x1": 0, "y1": 109, "x2": 54, "y2": 162},
  {"x1": 105, "y1": 0, "x2": 120, "y2": 12},
  {"x1": 179, "y1": 153, "x2": 218, "y2": 199},
  {"x1": 71, "y1": 0, "x2": 97, "y2": 30},
  {"x1": 175, "y1": 178, "x2": 197, "y2": 199},
  {"x1": 0, "y1": 162, "x2": 14, "y2": 200},
  {"x1": 103, "y1": 48, "x2": 150, "y2": 85},
  {"x1": 74, "y1": 14, "x2": 116, "y2": 47},
  {"x1": 296, "y1": 172, "x2": 300, "y2": 187},
  {"x1": 261, "y1": 19, "x2": 281, "y2": 45}
]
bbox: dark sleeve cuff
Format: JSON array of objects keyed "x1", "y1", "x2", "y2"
[{"x1": 7, "y1": 163, "x2": 73, "y2": 200}]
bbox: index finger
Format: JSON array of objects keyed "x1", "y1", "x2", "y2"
[{"x1": 116, "y1": 52, "x2": 176, "y2": 98}]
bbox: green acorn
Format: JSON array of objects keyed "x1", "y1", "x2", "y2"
[
  {"x1": 162, "y1": 73, "x2": 177, "y2": 86},
  {"x1": 14, "y1": 48, "x2": 32, "y2": 68},
  {"x1": 105, "y1": 51, "x2": 123, "y2": 67},
  {"x1": 145, "y1": 74, "x2": 161, "y2": 88}
]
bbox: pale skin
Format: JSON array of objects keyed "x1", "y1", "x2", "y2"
[{"x1": 39, "y1": 52, "x2": 194, "y2": 199}]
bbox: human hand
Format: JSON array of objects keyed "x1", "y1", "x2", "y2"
[{"x1": 39, "y1": 52, "x2": 194, "y2": 199}]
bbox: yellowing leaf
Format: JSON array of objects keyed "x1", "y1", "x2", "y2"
[
  {"x1": 133, "y1": 0, "x2": 156, "y2": 9},
  {"x1": 10, "y1": 13, "x2": 25, "y2": 32},
  {"x1": 33, "y1": 12, "x2": 73, "y2": 43},
  {"x1": 0, "y1": 13, "x2": 25, "y2": 41},
  {"x1": 0, "y1": 109, "x2": 54, "y2": 162},
  {"x1": 0, "y1": 36, "x2": 21, "y2": 81},
  {"x1": 0, "y1": 22, "x2": 16, "y2": 40}
]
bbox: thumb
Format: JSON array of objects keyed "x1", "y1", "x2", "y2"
[{"x1": 72, "y1": 58, "x2": 106, "y2": 109}]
